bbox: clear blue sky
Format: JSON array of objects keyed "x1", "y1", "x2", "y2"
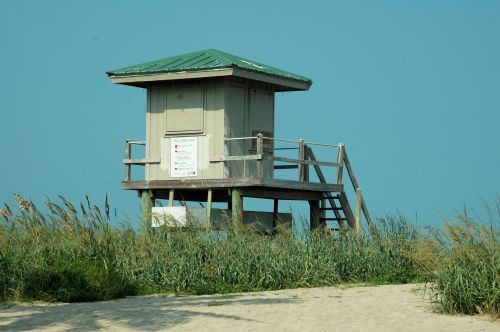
[{"x1": 1, "y1": 1, "x2": 498, "y2": 226}]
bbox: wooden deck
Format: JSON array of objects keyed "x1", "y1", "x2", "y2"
[
  {"x1": 122, "y1": 178, "x2": 343, "y2": 202},
  {"x1": 123, "y1": 136, "x2": 373, "y2": 231}
]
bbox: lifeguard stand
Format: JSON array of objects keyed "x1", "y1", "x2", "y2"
[{"x1": 107, "y1": 49, "x2": 372, "y2": 233}]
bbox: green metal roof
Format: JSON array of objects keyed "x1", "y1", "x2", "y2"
[{"x1": 106, "y1": 48, "x2": 312, "y2": 85}]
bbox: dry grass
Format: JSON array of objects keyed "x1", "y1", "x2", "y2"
[{"x1": 0, "y1": 194, "x2": 498, "y2": 319}]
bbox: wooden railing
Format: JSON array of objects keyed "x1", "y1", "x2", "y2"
[
  {"x1": 333, "y1": 144, "x2": 373, "y2": 230},
  {"x1": 221, "y1": 135, "x2": 373, "y2": 229},
  {"x1": 122, "y1": 135, "x2": 372, "y2": 230},
  {"x1": 222, "y1": 134, "x2": 341, "y2": 180},
  {"x1": 123, "y1": 140, "x2": 160, "y2": 181}
]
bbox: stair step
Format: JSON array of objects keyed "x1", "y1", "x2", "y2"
[
  {"x1": 321, "y1": 217, "x2": 347, "y2": 221},
  {"x1": 274, "y1": 165, "x2": 299, "y2": 170},
  {"x1": 320, "y1": 207, "x2": 343, "y2": 211}
]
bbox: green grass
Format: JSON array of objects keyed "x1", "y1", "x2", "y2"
[
  {"x1": 0, "y1": 194, "x2": 498, "y2": 318},
  {"x1": 426, "y1": 210, "x2": 499, "y2": 317}
]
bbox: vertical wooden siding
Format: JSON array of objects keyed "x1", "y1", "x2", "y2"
[{"x1": 145, "y1": 81, "x2": 225, "y2": 180}]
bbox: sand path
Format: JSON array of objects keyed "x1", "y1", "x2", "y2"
[{"x1": 0, "y1": 284, "x2": 497, "y2": 331}]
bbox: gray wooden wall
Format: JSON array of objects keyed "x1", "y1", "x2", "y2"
[{"x1": 145, "y1": 78, "x2": 275, "y2": 181}]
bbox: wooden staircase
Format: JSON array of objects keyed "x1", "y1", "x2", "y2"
[
  {"x1": 319, "y1": 194, "x2": 350, "y2": 229},
  {"x1": 125, "y1": 133, "x2": 372, "y2": 233},
  {"x1": 305, "y1": 145, "x2": 372, "y2": 232}
]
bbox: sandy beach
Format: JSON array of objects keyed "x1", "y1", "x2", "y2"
[{"x1": 0, "y1": 284, "x2": 497, "y2": 331}]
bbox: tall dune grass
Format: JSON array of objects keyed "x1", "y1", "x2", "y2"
[
  {"x1": 415, "y1": 203, "x2": 499, "y2": 317},
  {"x1": 0, "y1": 195, "x2": 498, "y2": 318},
  {"x1": 0, "y1": 195, "x2": 421, "y2": 302}
]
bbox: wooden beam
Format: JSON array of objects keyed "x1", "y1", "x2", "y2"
[
  {"x1": 269, "y1": 156, "x2": 340, "y2": 167},
  {"x1": 168, "y1": 189, "x2": 174, "y2": 207},
  {"x1": 304, "y1": 144, "x2": 310, "y2": 182},
  {"x1": 309, "y1": 200, "x2": 320, "y2": 230},
  {"x1": 239, "y1": 187, "x2": 323, "y2": 200},
  {"x1": 336, "y1": 144, "x2": 344, "y2": 185},
  {"x1": 123, "y1": 159, "x2": 160, "y2": 165},
  {"x1": 206, "y1": 189, "x2": 213, "y2": 230},
  {"x1": 320, "y1": 198, "x2": 326, "y2": 220},
  {"x1": 274, "y1": 164, "x2": 299, "y2": 170},
  {"x1": 110, "y1": 68, "x2": 235, "y2": 85},
  {"x1": 298, "y1": 139, "x2": 305, "y2": 181},
  {"x1": 123, "y1": 178, "x2": 263, "y2": 190},
  {"x1": 141, "y1": 190, "x2": 154, "y2": 235},
  {"x1": 211, "y1": 154, "x2": 263, "y2": 162},
  {"x1": 338, "y1": 192, "x2": 356, "y2": 229},
  {"x1": 273, "y1": 199, "x2": 279, "y2": 230},
  {"x1": 124, "y1": 140, "x2": 131, "y2": 181},
  {"x1": 342, "y1": 148, "x2": 360, "y2": 189},
  {"x1": 342, "y1": 147, "x2": 373, "y2": 227},
  {"x1": 256, "y1": 134, "x2": 263, "y2": 178},
  {"x1": 260, "y1": 178, "x2": 343, "y2": 192},
  {"x1": 355, "y1": 188, "x2": 362, "y2": 235},
  {"x1": 149, "y1": 189, "x2": 229, "y2": 202},
  {"x1": 123, "y1": 178, "x2": 343, "y2": 192},
  {"x1": 231, "y1": 188, "x2": 243, "y2": 235}
]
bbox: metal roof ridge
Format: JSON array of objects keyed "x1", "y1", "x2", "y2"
[{"x1": 204, "y1": 48, "x2": 235, "y2": 67}]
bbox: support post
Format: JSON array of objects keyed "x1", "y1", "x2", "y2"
[
  {"x1": 355, "y1": 188, "x2": 362, "y2": 235},
  {"x1": 272, "y1": 199, "x2": 279, "y2": 231},
  {"x1": 231, "y1": 188, "x2": 243, "y2": 235},
  {"x1": 168, "y1": 189, "x2": 174, "y2": 207},
  {"x1": 320, "y1": 198, "x2": 326, "y2": 220},
  {"x1": 256, "y1": 133, "x2": 263, "y2": 178},
  {"x1": 141, "y1": 190, "x2": 154, "y2": 235},
  {"x1": 206, "y1": 189, "x2": 213, "y2": 230},
  {"x1": 124, "y1": 139, "x2": 131, "y2": 181},
  {"x1": 309, "y1": 200, "x2": 320, "y2": 231}
]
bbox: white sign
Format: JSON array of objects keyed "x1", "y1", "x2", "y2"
[
  {"x1": 152, "y1": 206, "x2": 188, "y2": 227},
  {"x1": 151, "y1": 206, "x2": 206, "y2": 228},
  {"x1": 170, "y1": 136, "x2": 198, "y2": 177}
]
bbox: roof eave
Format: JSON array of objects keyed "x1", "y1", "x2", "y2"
[
  {"x1": 231, "y1": 68, "x2": 311, "y2": 91},
  {"x1": 108, "y1": 68, "x2": 235, "y2": 86},
  {"x1": 108, "y1": 67, "x2": 312, "y2": 91}
]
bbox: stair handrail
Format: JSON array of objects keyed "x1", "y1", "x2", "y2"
[
  {"x1": 306, "y1": 146, "x2": 349, "y2": 228},
  {"x1": 337, "y1": 144, "x2": 373, "y2": 228}
]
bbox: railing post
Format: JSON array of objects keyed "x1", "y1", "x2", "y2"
[
  {"x1": 304, "y1": 146, "x2": 310, "y2": 182},
  {"x1": 298, "y1": 139, "x2": 305, "y2": 181},
  {"x1": 124, "y1": 139, "x2": 131, "y2": 181},
  {"x1": 355, "y1": 188, "x2": 362, "y2": 235},
  {"x1": 256, "y1": 133, "x2": 263, "y2": 178},
  {"x1": 336, "y1": 144, "x2": 344, "y2": 185}
]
